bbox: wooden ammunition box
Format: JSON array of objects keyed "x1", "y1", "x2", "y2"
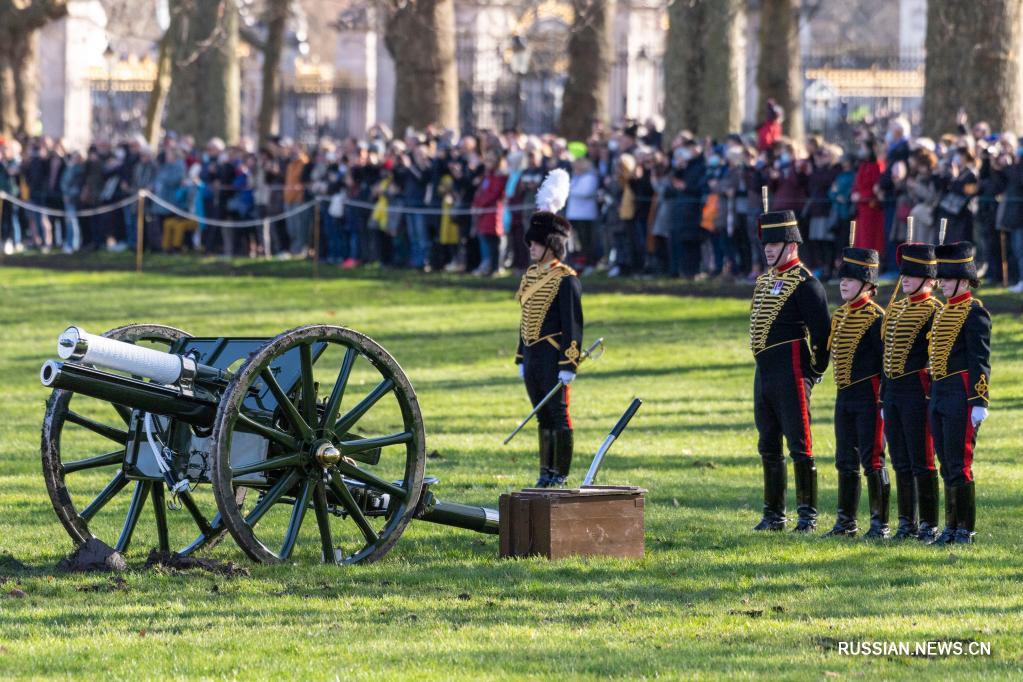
[{"x1": 498, "y1": 486, "x2": 645, "y2": 560}]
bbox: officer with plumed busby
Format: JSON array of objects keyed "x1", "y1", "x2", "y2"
[
  {"x1": 749, "y1": 199, "x2": 831, "y2": 533},
  {"x1": 882, "y1": 241, "x2": 943, "y2": 541},
  {"x1": 928, "y1": 241, "x2": 991, "y2": 544},
  {"x1": 514, "y1": 169, "x2": 583, "y2": 487},
  {"x1": 823, "y1": 237, "x2": 890, "y2": 538}
]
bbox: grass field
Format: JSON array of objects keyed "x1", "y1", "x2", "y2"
[{"x1": 1, "y1": 258, "x2": 1022, "y2": 680}]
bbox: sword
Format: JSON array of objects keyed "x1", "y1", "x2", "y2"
[
  {"x1": 583, "y1": 398, "x2": 643, "y2": 486},
  {"x1": 503, "y1": 337, "x2": 604, "y2": 445}
]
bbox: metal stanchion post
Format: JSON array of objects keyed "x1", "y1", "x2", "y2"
[
  {"x1": 263, "y1": 218, "x2": 272, "y2": 260},
  {"x1": 312, "y1": 201, "x2": 321, "y2": 278},
  {"x1": 136, "y1": 192, "x2": 145, "y2": 273},
  {"x1": 1001, "y1": 232, "x2": 1010, "y2": 287},
  {"x1": 0, "y1": 193, "x2": 6, "y2": 248}
]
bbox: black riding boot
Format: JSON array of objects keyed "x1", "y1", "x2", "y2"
[
  {"x1": 933, "y1": 480, "x2": 958, "y2": 545},
  {"x1": 792, "y1": 459, "x2": 818, "y2": 533},
  {"x1": 892, "y1": 471, "x2": 918, "y2": 539},
  {"x1": 823, "y1": 471, "x2": 860, "y2": 537},
  {"x1": 953, "y1": 482, "x2": 976, "y2": 544},
  {"x1": 535, "y1": 428, "x2": 556, "y2": 488},
  {"x1": 753, "y1": 459, "x2": 787, "y2": 531},
  {"x1": 549, "y1": 429, "x2": 574, "y2": 487},
  {"x1": 916, "y1": 471, "x2": 940, "y2": 542},
  {"x1": 863, "y1": 468, "x2": 891, "y2": 539}
]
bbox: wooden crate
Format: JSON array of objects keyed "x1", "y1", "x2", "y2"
[{"x1": 498, "y1": 486, "x2": 645, "y2": 560}]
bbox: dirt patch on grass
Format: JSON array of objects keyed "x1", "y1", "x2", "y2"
[{"x1": 144, "y1": 550, "x2": 250, "y2": 577}]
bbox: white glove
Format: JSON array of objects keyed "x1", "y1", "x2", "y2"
[
  {"x1": 879, "y1": 408, "x2": 884, "y2": 422},
  {"x1": 518, "y1": 364, "x2": 525, "y2": 379},
  {"x1": 971, "y1": 406, "x2": 988, "y2": 428},
  {"x1": 558, "y1": 370, "x2": 576, "y2": 385}
]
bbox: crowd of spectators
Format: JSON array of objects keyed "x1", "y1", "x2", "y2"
[{"x1": 2, "y1": 102, "x2": 1022, "y2": 291}]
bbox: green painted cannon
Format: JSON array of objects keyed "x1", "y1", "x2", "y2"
[{"x1": 39, "y1": 324, "x2": 497, "y2": 565}]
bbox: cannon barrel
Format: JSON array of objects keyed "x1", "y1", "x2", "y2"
[
  {"x1": 415, "y1": 490, "x2": 499, "y2": 534},
  {"x1": 40, "y1": 360, "x2": 218, "y2": 428}
]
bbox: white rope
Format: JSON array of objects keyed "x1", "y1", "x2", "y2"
[
  {"x1": 140, "y1": 190, "x2": 318, "y2": 229},
  {"x1": 0, "y1": 191, "x2": 139, "y2": 218},
  {"x1": 1, "y1": 189, "x2": 538, "y2": 230},
  {"x1": 328, "y1": 196, "x2": 536, "y2": 216}
]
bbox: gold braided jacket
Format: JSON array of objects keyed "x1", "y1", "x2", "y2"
[
  {"x1": 749, "y1": 265, "x2": 805, "y2": 355},
  {"x1": 516, "y1": 261, "x2": 576, "y2": 347},
  {"x1": 828, "y1": 297, "x2": 883, "y2": 389},
  {"x1": 929, "y1": 295, "x2": 981, "y2": 380},
  {"x1": 882, "y1": 295, "x2": 942, "y2": 379}
]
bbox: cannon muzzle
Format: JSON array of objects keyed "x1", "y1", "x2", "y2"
[{"x1": 41, "y1": 360, "x2": 217, "y2": 427}]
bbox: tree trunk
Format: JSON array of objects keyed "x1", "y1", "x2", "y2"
[
  {"x1": 165, "y1": 0, "x2": 241, "y2": 144},
  {"x1": 0, "y1": 0, "x2": 69, "y2": 136},
  {"x1": 664, "y1": 0, "x2": 700, "y2": 140},
  {"x1": 559, "y1": 0, "x2": 615, "y2": 141},
  {"x1": 757, "y1": 0, "x2": 803, "y2": 141},
  {"x1": 257, "y1": 0, "x2": 288, "y2": 145},
  {"x1": 665, "y1": 0, "x2": 744, "y2": 141},
  {"x1": 384, "y1": 0, "x2": 459, "y2": 133},
  {"x1": 145, "y1": 18, "x2": 178, "y2": 148},
  {"x1": 700, "y1": 0, "x2": 744, "y2": 140},
  {"x1": 923, "y1": 0, "x2": 1022, "y2": 137}
]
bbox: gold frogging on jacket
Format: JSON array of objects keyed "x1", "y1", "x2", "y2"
[
  {"x1": 560, "y1": 340, "x2": 580, "y2": 367},
  {"x1": 928, "y1": 296, "x2": 977, "y2": 380},
  {"x1": 975, "y1": 373, "x2": 989, "y2": 402},
  {"x1": 828, "y1": 299, "x2": 883, "y2": 388},
  {"x1": 749, "y1": 266, "x2": 803, "y2": 354},
  {"x1": 882, "y1": 296, "x2": 942, "y2": 378},
  {"x1": 516, "y1": 262, "x2": 576, "y2": 346}
]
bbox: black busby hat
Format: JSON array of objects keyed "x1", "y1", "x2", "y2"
[
  {"x1": 525, "y1": 211, "x2": 571, "y2": 245},
  {"x1": 757, "y1": 210, "x2": 802, "y2": 244},
  {"x1": 936, "y1": 241, "x2": 979, "y2": 286},
  {"x1": 896, "y1": 242, "x2": 937, "y2": 278},
  {"x1": 838, "y1": 247, "x2": 879, "y2": 285}
]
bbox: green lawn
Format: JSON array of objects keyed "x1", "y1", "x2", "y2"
[{"x1": 1, "y1": 260, "x2": 1022, "y2": 680}]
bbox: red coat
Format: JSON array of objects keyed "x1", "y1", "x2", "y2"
[
  {"x1": 472, "y1": 171, "x2": 507, "y2": 236},
  {"x1": 853, "y1": 159, "x2": 886, "y2": 255},
  {"x1": 757, "y1": 120, "x2": 782, "y2": 152}
]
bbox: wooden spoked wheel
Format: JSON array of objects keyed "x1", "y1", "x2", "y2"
[
  {"x1": 210, "y1": 325, "x2": 426, "y2": 565},
  {"x1": 40, "y1": 323, "x2": 239, "y2": 556}
]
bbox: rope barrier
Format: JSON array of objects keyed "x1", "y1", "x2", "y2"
[
  {"x1": 140, "y1": 190, "x2": 318, "y2": 229},
  {"x1": 0, "y1": 190, "x2": 535, "y2": 224},
  {"x1": 0, "y1": 191, "x2": 140, "y2": 218}
]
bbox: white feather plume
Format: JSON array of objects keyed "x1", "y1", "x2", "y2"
[{"x1": 535, "y1": 168, "x2": 570, "y2": 213}]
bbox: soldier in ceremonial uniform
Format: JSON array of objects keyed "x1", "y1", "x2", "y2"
[
  {"x1": 823, "y1": 247, "x2": 889, "y2": 538},
  {"x1": 750, "y1": 210, "x2": 831, "y2": 532},
  {"x1": 928, "y1": 242, "x2": 991, "y2": 544},
  {"x1": 882, "y1": 244, "x2": 943, "y2": 541},
  {"x1": 515, "y1": 170, "x2": 583, "y2": 487}
]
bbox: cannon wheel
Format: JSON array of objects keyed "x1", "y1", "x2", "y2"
[
  {"x1": 210, "y1": 325, "x2": 426, "y2": 565},
  {"x1": 41, "y1": 323, "x2": 243, "y2": 556}
]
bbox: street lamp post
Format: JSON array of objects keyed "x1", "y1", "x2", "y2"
[
  {"x1": 636, "y1": 47, "x2": 650, "y2": 121},
  {"x1": 103, "y1": 43, "x2": 116, "y2": 138},
  {"x1": 508, "y1": 35, "x2": 531, "y2": 131}
]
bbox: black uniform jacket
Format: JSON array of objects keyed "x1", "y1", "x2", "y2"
[
  {"x1": 749, "y1": 258, "x2": 831, "y2": 376},
  {"x1": 929, "y1": 292, "x2": 991, "y2": 407},
  {"x1": 828, "y1": 293, "x2": 884, "y2": 392},
  {"x1": 882, "y1": 292, "x2": 942, "y2": 386},
  {"x1": 515, "y1": 260, "x2": 584, "y2": 369}
]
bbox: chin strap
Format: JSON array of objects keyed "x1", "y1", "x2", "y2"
[
  {"x1": 769, "y1": 243, "x2": 793, "y2": 269},
  {"x1": 885, "y1": 275, "x2": 904, "y2": 314},
  {"x1": 952, "y1": 280, "x2": 963, "y2": 298}
]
